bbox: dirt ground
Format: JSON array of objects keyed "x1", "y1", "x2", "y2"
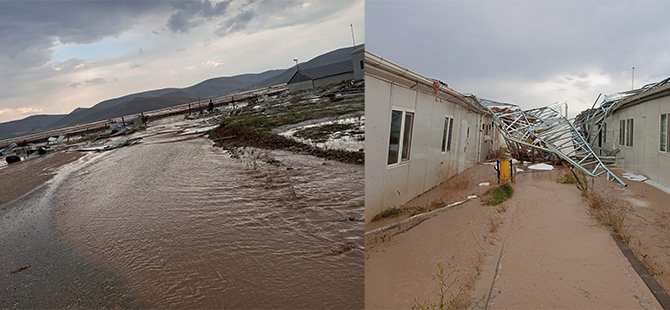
[
  {"x1": 365, "y1": 163, "x2": 507, "y2": 309},
  {"x1": 0, "y1": 151, "x2": 83, "y2": 206},
  {"x1": 365, "y1": 162, "x2": 663, "y2": 309},
  {"x1": 590, "y1": 167, "x2": 670, "y2": 298}
]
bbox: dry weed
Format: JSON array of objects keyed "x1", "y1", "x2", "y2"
[
  {"x1": 446, "y1": 175, "x2": 472, "y2": 191},
  {"x1": 412, "y1": 263, "x2": 485, "y2": 310},
  {"x1": 488, "y1": 216, "x2": 501, "y2": 234}
]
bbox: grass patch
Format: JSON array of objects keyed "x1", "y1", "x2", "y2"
[
  {"x1": 482, "y1": 183, "x2": 513, "y2": 206},
  {"x1": 219, "y1": 98, "x2": 363, "y2": 132},
  {"x1": 372, "y1": 207, "x2": 404, "y2": 221}
]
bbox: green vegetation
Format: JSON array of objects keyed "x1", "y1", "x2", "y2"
[
  {"x1": 482, "y1": 183, "x2": 514, "y2": 206},
  {"x1": 219, "y1": 97, "x2": 363, "y2": 132},
  {"x1": 372, "y1": 207, "x2": 404, "y2": 221}
]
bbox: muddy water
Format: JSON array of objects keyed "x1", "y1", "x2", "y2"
[
  {"x1": 53, "y1": 128, "x2": 364, "y2": 308},
  {"x1": 0, "y1": 155, "x2": 137, "y2": 308}
]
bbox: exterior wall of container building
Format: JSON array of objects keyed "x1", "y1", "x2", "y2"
[
  {"x1": 365, "y1": 51, "x2": 500, "y2": 222},
  {"x1": 604, "y1": 93, "x2": 670, "y2": 188}
]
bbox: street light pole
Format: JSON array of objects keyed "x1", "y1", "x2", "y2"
[{"x1": 294, "y1": 58, "x2": 299, "y2": 72}]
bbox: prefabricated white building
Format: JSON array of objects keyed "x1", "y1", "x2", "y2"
[
  {"x1": 593, "y1": 82, "x2": 670, "y2": 188},
  {"x1": 365, "y1": 51, "x2": 502, "y2": 222}
]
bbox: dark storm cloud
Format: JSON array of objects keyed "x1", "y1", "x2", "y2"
[
  {"x1": 214, "y1": 0, "x2": 354, "y2": 37},
  {"x1": 0, "y1": 1, "x2": 168, "y2": 98},
  {"x1": 167, "y1": 0, "x2": 232, "y2": 33},
  {"x1": 366, "y1": 1, "x2": 670, "y2": 85},
  {"x1": 215, "y1": 10, "x2": 256, "y2": 36}
]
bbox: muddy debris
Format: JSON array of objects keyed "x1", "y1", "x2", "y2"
[
  {"x1": 211, "y1": 125, "x2": 363, "y2": 165},
  {"x1": 9, "y1": 265, "x2": 31, "y2": 276}
]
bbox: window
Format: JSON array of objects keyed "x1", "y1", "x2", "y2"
[
  {"x1": 360, "y1": 60, "x2": 364, "y2": 70},
  {"x1": 466, "y1": 126, "x2": 470, "y2": 139},
  {"x1": 627, "y1": 118, "x2": 634, "y2": 147},
  {"x1": 602, "y1": 122, "x2": 606, "y2": 144},
  {"x1": 661, "y1": 114, "x2": 669, "y2": 152},
  {"x1": 388, "y1": 109, "x2": 414, "y2": 165},
  {"x1": 620, "y1": 118, "x2": 634, "y2": 147},
  {"x1": 441, "y1": 116, "x2": 454, "y2": 152}
]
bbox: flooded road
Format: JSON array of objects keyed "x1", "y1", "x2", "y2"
[
  {"x1": 0, "y1": 154, "x2": 137, "y2": 308},
  {"x1": 18, "y1": 118, "x2": 364, "y2": 308}
]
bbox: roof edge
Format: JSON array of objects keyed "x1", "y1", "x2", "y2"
[{"x1": 364, "y1": 50, "x2": 486, "y2": 114}]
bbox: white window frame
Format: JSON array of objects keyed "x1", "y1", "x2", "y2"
[
  {"x1": 441, "y1": 115, "x2": 454, "y2": 153},
  {"x1": 620, "y1": 118, "x2": 634, "y2": 147},
  {"x1": 661, "y1": 113, "x2": 669, "y2": 153},
  {"x1": 387, "y1": 108, "x2": 415, "y2": 166},
  {"x1": 619, "y1": 119, "x2": 626, "y2": 146}
]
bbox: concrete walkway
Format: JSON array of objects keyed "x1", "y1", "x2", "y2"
[{"x1": 480, "y1": 169, "x2": 661, "y2": 309}]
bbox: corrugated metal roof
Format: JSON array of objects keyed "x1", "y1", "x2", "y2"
[{"x1": 288, "y1": 60, "x2": 353, "y2": 84}]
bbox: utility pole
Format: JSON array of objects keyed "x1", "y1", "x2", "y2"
[
  {"x1": 632, "y1": 67, "x2": 635, "y2": 90},
  {"x1": 350, "y1": 24, "x2": 356, "y2": 46},
  {"x1": 294, "y1": 58, "x2": 299, "y2": 72}
]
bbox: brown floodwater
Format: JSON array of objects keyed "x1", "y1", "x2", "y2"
[{"x1": 51, "y1": 125, "x2": 364, "y2": 309}]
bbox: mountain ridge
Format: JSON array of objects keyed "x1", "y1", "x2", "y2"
[{"x1": 0, "y1": 44, "x2": 362, "y2": 140}]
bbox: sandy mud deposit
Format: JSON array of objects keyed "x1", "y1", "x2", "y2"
[
  {"x1": 365, "y1": 162, "x2": 661, "y2": 309},
  {"x1": 1, "y1": 82, "x2": 364, "y2": 309},
  {"x1": 589, "y1": 167, "x2": 670, "y2": 302}
]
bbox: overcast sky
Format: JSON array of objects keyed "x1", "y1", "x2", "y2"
[
  {"x1": 0, "y1": 0, "x2": 363, "y2": 123},
  {"x1": 367, "y1": 0, "x2": 670, "y2": 118}
]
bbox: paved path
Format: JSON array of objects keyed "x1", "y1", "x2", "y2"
[{"x1": 483, "y1": 169, "x2": 661, "y2": 309}]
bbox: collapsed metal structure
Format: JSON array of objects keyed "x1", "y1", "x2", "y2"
[
  {"x1": 470, "y1": 96, "x2": 628, "y2": 187},
  {"x1": 574, "y1": 77, "x2": 670, "y2": 156}
]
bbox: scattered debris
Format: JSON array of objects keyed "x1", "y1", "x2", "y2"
[
  {"x1": 9, "y1": 265, "x2": 31, "y2": 275},
  {"x1": 79, "y1": 137, "x2": 143, "y2": 152},
  {"x1": 182, "y1": 125, "x2": 219, "y2": 135},
  {"x1": 528, "y1": 163, "x2": 554, "y2": 171},
  {"x1": 365, "y1": 198, "x2": 475, "y2": 236},
  {"x1": 622, "y1": 173, "x2": 647, "y2": 182},
  {"x1": 0, "y1": 142, "x2": 17, "y2": 156},
  {"x1": 479, "y1": 182, "x2": 489, "y2": 186},
  {"x1": 467, "y1": 195, "x2": 477, "y2": 199},
  {"x1": 211, "y1": 125, "x2": 363, "y2": 165},
  {"x1": 5, "y1": 154, "x2": 21, "y2": 164}
]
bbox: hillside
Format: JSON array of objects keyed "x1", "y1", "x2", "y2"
[
  {"x1": 0, "y1": 114, "x2": 65, "y2": 139},
  {"x1": 0, "y1": 44, "x2": 362, "y2": 140}
]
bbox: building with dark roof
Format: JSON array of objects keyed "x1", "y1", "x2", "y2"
[{"x1": 287, "y1": 60, "x2": 354, "y2": 92}]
